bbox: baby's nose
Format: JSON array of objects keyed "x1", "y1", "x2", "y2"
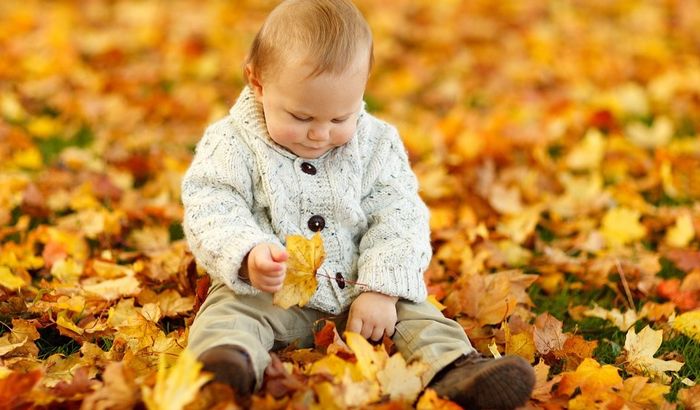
[{"x1": 308, "y1": 126, "x2": 330, "y2": 141}]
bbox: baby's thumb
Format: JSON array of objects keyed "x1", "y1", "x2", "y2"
[{"x1": 270, "y1": 245, "x2": 288, "y2": 263}]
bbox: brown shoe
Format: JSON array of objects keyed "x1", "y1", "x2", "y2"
[
  {"x1": 198, "y1": 345, "x2": 256, "y2": 399},
  {"x1": 428, "y1": 352, "x2": 535, "y2": 410}
]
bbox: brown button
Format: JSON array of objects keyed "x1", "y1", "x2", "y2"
[
  {"x1": 335, "y1": 272, "x2": 345, "y2": 289},
  {"x1": 300, "y1": 162, "x2": 317, "y2": 175},
  {"x1": 307, "y1": 215, "x2": 325, "y2": 232}
]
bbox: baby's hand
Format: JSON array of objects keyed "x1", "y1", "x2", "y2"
[
  {"x1": 245, "y1": 243, "x2": 288, "y2": 293},
  {"x1": 347, "y1": 292, "x2": 398, "y2": 341}
]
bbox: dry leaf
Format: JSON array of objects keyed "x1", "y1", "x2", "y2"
[
  {"x1": 376, "y1": 354, "x2": 427, "y2": 402},
  {"x1": 624, "y1": 326, "x2": 684, "y2": 383},
  {"x1": 142, "y1": 350, "x2": 211, "y2": 410},
  {"x1": 273, "y1": 233, "x2": 324, "y2": 309},
  {"x1": 671, "y1": 310, "x2": 700, "y2": 343}
]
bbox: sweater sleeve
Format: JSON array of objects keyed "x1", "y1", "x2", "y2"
[
  {"x1": 181, "y1": 120, "x2": 281, "y2": 293},
  {"x1": 356, "y1": 124, "x2": 431, "y2": 303}
]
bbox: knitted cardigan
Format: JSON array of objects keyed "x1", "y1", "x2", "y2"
[{"x1": 181, "y1": 87, "x2": 431, "y2": 314}]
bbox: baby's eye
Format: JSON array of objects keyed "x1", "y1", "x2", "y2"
[
  {"x1": 291, "y1": 113, "x2": 312, "y2": 122},
  {"x1": 331, "y1": 118, "x2": 348, "y2": 124}
]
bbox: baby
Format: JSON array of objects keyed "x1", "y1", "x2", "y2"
[{"x1": 181, "y1": 0, "x2": 535, "y2": 408}]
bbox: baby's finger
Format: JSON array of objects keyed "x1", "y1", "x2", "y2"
[
  {"x1": 347, "y1": 317, "x2": 363, "y2": 335},
  {"x1": 370, "y1": 326, "x2": 384, "y2": 342},
  {"x1": 361, "y1": 322, "x2": 374, "y2": 340},
  {"x1": 270, "y1": 246, "x2": 289, "y2": 263},
  {"x1": 256, "y1": 260, "x2": 286, "y2": 275},
  {"x1": 258, "y1": 275, "x2": 284, "y2": 288},
  {"x1": 385, "y1": 323, "x2": 395, "y2": 338}
]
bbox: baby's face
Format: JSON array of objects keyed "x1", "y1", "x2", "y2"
[{"x1": 251, "y1": 55, "x2": 369, "y2": 159}]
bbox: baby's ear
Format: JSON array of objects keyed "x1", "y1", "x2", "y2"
[{"x1": 245, "y1": 64, "x2": 264, "y2": 100}]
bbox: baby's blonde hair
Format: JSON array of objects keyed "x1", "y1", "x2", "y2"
[{"x1": 246, "y1": 0, "x2": 374, "y2": 81}]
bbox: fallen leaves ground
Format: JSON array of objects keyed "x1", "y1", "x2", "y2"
[{"x1": 1, "y1": 0, "x2": 699, "y2": 408}]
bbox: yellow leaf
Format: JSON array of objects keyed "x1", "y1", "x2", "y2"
[
  {"x1": 56, "y1": 311, "x2": 84, "y2": 335},
  {"x1": 27, "y1": 116, "x2": 61, "y2": 139},
  {"x1": 620, "y1": 376, "x2": 670, "y2": 407},
  {"x1": 672, "y1": 311, "x2": 700, "y2": 343},
  {"x1": 557, "y1": 358, "x2": 623, "y2": 397},
  {"x1": 566, "y1": 128, "x2": 605, "y2": 170},
  {"x1": 12, "y1": 148, "x2": 43, "y2": 170},
  {"x1": 487, "y1": 340, "x2": 502, "y2": 358},
  {"x1": 626, "y1": 116, "x2": 673, "y2": 149},
  {"x1": 601, "y1": 207, "x2": 647, "y2": 248},
  {"x1": 309, "y1": 354, "x2": 362, "y2": 382},
  {"x1": 624, "y1": 325, "x2": 684, "y2": 383},
  {"x1": 0, "y1": 266, "x2": 26, "y2": 291},
  {"x1": 345, "y1": 331, "x2": 386, "y2": 382},
  {"x1": 505, "y1": 325, "x2": 536, "y2": 363},
  {"x1": 416, "y1": 388, "x2": 463, "y2": 410},
  {"x1": 376, "y1": 354, "x2": 428, "y2": 402},
  {"x1": 142, "y1": 350, "x2": 211, "y2": 410},
  {"x1": 273, "y1": 233, "x2": 324, "y2": 309},
  {"x1": 427, "y1": 295, "x2": 446, "y2": 311},
  {"x1": 665, "y1": 212, "x2": 695, "y2": 248},
  {"x1": 82, "y1": 275, "x2": 141, "y2": 301}
]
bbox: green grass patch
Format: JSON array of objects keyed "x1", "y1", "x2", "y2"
[
  {"x1": 34, "y1": 124, "x2": 94, "y2": 164},
  {"x1": 659, "y1": 334, "x2": 700, "y2": 401},
  {"x1": 529, "y1": 281, "x2": 617, "y2": 323},
  {"x1": 657, "y1": 258, "x2": 687, "y2": 280},
  {"x1": 36, "y1": 327, "x2": 81, "y2": 360}
]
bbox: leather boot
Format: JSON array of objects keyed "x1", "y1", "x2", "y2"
[
  {"x1": 198, "y1": 345, "x2": 256, "y2": 400},
  {"x1": 428, "y1": 352, "x2": 535, "y2": 410}
]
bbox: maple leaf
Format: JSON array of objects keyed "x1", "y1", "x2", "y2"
[
  {"x1": 624, "y1": 325, "x2": 684, "y2": 382},
  {"x1": 142, "y1": 350, "x2": 211, "y2": 410},
  {"x1": 530, "y1": 359, "x2": 562, "y2": 403},
  {"x1": 345, "y1": 331, "x2": 386, "y2": 382},
  {"x1": 620, "y1": 376, "x2": 670, "y2": 408},
  {"x1": 273, "y1": 233, "x2": 324, "y2": 309},
  {"x1": 678, "y1": 385, "x2": 700, "y2": 410},
  {"x1": 0, "y1": 265, "x2": 26, "y2": 291},
  {"x1": 557, "y1": 358, "x2": 623, "y2": 401},
  {"x1": 601, "y1": 207, "x2": 647, "y2": 248},
  {"x1": 533, "y1": 312, "x2": 568, "y2": 356},
  {"x1": 81, "y1": 361, "x2": 141, "y2": 410},
  {"x1": 671, "y1": 310, "x2": 700, "y2": 343},
  {"x1": 376, "y1": 354, "x2": 428, "y2": 402},
  {"x1": 553, "y1": 335, "x2": 598, "y2": 371},
  {"x1": 665, "y1": 212, "x2": 695, "y2": 248},
  {"x1": 503, "y1": 322, "x2": 535, "y2": 363}
]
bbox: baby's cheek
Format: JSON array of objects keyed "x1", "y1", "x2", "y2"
[{"x1": 334, "y1": 124, "x2": 357, "y2": 145}]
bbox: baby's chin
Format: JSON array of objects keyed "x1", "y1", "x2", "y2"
[{"x1": 289, "y1": 144, "x2": 334, "y2": 159}]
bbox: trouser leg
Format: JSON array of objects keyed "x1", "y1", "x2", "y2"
[
  {"x1": 392, "y1": 300, "x2": 476, "y2": 386},
  {"x1": 187, "y1": 280, "x2": 324, "y2": 389}
]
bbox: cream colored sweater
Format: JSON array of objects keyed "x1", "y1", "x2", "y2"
[{"x1": 181, "y1": 87, "x2": 430, "y2": 314}]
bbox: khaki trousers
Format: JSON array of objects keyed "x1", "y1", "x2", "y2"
[{"x1": 187, "y1": 281, "x2": 475, "y2": 389}]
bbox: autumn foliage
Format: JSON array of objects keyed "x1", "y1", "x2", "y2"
[{"x1": 1, "y1": 0, "x2": 700, "y2": 409}]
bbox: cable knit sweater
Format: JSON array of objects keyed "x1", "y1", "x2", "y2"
[{"x1": 181, "y1": 86, "x2": 431, "y2": 314}]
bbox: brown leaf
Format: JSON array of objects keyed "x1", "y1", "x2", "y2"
[
  {"x1": 554, "y1": 335, "x2": 598, "y2": 371},
  {"x1": 533, "y1": 313, "x2": 568, "y2": 356},
  {"x1": 665, "y1": 249, "x2": 700, "y2": 272}
]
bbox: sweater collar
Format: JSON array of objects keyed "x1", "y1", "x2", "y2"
[{"x1": 229, "y1": 86, "x2": 297, "y2": 159}]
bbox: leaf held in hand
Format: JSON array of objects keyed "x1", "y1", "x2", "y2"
[{"x1": 273, "y1": 232, "x2": 325, "y2": 309}]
